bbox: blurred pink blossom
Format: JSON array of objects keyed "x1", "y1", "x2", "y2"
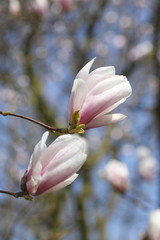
[
  {"x1": 137, "y1": 146, "x2": 152, "y2": 160},
  {"x1": 57, "y1": 0, "x2": 75, "y2": 12},
  {"x1": 100, "y1": 159, "x2": 130, "y2": 193},
  {"x1": 138, "y1": 157, "x2": 157, "y2": 181},
  {"x1": 23, "y1": 132, "x2": 88, "y2": 196},
  {"x1": 137, "y1": 146, "x2": 157, "y2": 181},
  {"x1": 9, "y1": 0, "x2": 21, "y2": 16},
  {"x1": 68, "y1": 58, "x2": 132, "y2": 129},
  {"x1": 147, "y1": 209, "x2": 160, "y2": 240},
  {"x1": 33, "y1": 0, "x2": 49, "y2": 17}
]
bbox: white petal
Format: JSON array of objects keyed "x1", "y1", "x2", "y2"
[
  {"x1": 26, "y1": 132, "x2": 49, "y2": 194},
  {"x1": 27, "y1": 131, "x2": 49, "y2": 172},
  {"x1": 40, "y1": 131, "x2": 49, "y2": 148},
  {"x1": 76, "y1": 58, "x2": 96, "y2": 80},
  {"x1": 41, "y1": 135, "x2": 88, "y2": 174},
  {"x1": 40, "y1": 135, "x2": 75, "y2": 169},
  {"x1": 44, "y1": 173, "x2": 79, "y2": 193},
  {"x1": 90, "y1": 66, "x2": 116, "y2": 76},
  {"x1": 46, "y1": 142, "x2": 87, "y2": 173},
  {"x1": 85, "y1": 114, "x2": 126, "y2": 129},
  {"x1": 86, "y1": 66, "x2": 115, "y2": 90},
  {"x1": 26, "y1": 176, "x2": 40, "y2": 195},
  {"x1": 68, "y1": 78, "x2": 87, "y2": 123}
]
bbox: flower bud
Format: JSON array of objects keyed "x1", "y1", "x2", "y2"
[
  {"x1": 137, "y1": 146, "x2": 157, "y2": 181},
  {"x1": 100, "y1": 159, "x2": 129, "y2": 193},
  {"x1": 58, "y1": 0, "x2": 75, "y2": 12},
  {"x1": 9, "y1": 0, "x2": 21, "y2": 16},
  {"x1": 33, "y1": 0, "x2": 49, "y2": 17},
  {"x1": 22, "y1": 132, "x2": 88, "y2": 196}
]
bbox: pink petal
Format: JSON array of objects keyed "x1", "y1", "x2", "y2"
[
  {"x1": 85, "y1": 114, "x2": 126, "y2": 129},
  {"x1": 35, "y1": 150, "x2": 87, "y2": 195},
  {"x1": 89, "y1": 75, "x2": 129, "y2": 96},
  {"x1": 79, "y1": 80, "x2": 132, "y2": 124},
  {"x1": 97, "y1": 99, "x2": 126, "y2": 117},
  {"x1": 43, "y1": 173, "x2": 78, "y2": 193}
]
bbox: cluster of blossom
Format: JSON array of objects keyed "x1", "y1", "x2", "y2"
[
  {"x1": 9, "y1": 0, "x2": 50, "y2": 17},
  {"x1": 9, "y1": 0, "x2": 80, "y2": 17},
  {"x1": 99, "y1": 144, "x2": 158, "y2": 194},
  {"x1": 19, "y1": 58, "x2": 132, "y2": 197}
]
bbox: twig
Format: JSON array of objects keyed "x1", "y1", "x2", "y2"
[
  {"x1": 0, "y1": 190, "x2": 33, "y2": 201},
  {"x1": 0, "y1": 111, "x2": 68, "y2": 134},
  {"x1": 0, "y1": 190, "x2": 17, "y2": 198}
]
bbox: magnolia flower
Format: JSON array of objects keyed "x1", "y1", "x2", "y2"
[
  {"x1": 147, "y1": 209, "x2": 160, "y2": 240},
  {"x1": 100, "y1": 159, "x2": 129, "y2": 193},
  {"x1": 21, "y1": 132, "x2": 87, "y2": 196},
  {"x1": 9, "y1": 0, "x2": 21, "y2": 16},
  {"x1": 137, "y1": 146, "x2": 152, "y2": 161},
  {"x1": 57, "y1": 0, "x2": 75, "y2": 12},
  {"x1": 137, "y1": 146, "x2": 157, "y2": 181},
  {"x1": 33, "y1": 0, "x2": 49, "y2": 17},
  {"x1": 138, "y1": 157, "x2": 157, "y2": 181},
  {"x1": 68, "y1": 58, "x2": 132, "y2": 129}
]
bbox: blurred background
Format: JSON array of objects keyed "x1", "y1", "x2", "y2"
[{"x1": 0, "y1": 0, "x2": 159, "y2": 240}]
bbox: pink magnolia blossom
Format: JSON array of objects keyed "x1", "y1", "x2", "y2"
[
  {"x1": 137, "y1": 146, "x2": 157, "y2": 181},
  {"x1": 33, "y1": 0, "x2": 49, "y2": 17},
  {"x1": 9, "y1": 0, "x2": 21, "y2": 16},
  {"x1": 147, "y1": 209, "x2": 160, "y2": 240},
  {"x1": 137, "y1": 146, "x2": 152, "y2": 160},
  {"x1": 22, "y1": 132, "x2": 87, "y2": 196},
  {"x1": 138, "y1": 157, "x2": 157, "y2": 181},
  {"x1": 101, "y1": 159, "x2": 129, "y2": 192},
  {"x1": 68, "y1": 58, "x2": 132, "y2": 129},
  {"x1": 57, "y1": 0, "x2": 75, "y2": 12}
]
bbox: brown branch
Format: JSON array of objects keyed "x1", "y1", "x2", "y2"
[
  {"x1": 0, "y1": 190, "x2": 32, "y2": 201},
  {"x1": 0, "y1": 111, "x2": 70, "y2": 134},
  {"x1": 0, "y1": 190, "x2": 17, "y2": 198}
]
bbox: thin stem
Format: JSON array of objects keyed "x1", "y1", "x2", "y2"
[
  {"x1": 0, "y1": 190, "x2": 33, "y2": 201},
  {"x1": 0, "y1": 110, "x2": 85, "y2": 134},
  {"x1": 0, "y1": 111, "x2": 68, "y2": 134},
  {"x1": 0, "y1": 190, "x2": 17, "y2": 198}
]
